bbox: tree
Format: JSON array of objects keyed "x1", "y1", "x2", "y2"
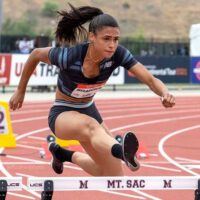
[{"x1": 42, "y1": 0, "x2": 58, "y2": 17}]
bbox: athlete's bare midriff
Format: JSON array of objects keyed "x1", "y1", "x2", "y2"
[{"x1": 55, "y1": 88, "x2": 93, "y2": 103}]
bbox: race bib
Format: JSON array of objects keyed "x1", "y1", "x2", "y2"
[{"x1": 71, "y1": 82, "x2": 106, "y2": 98}]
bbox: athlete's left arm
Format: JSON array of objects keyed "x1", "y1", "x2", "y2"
[{"x1": 129, "y1": 62, "x2": 175, "y2": 108}]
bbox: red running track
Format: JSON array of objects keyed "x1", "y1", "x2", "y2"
[{"x1": 0, "y1": 96, "x2": 200, "y2": 200}]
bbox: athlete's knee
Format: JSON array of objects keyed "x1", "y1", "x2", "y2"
[{"x1": 82, "y1": 117, "x2": 101, "y2": 139}]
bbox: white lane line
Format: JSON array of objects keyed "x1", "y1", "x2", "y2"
[
  {"x1": 8, "y1": 192, "x2": 35, "y2": 199},
  {"x1": 183, "y1": 165, "x2": 200, "y2": 169},
  {"x1": 158, "y1": 125, "x2": 200, "y2": 176},
  {"x1": 131, "y1": 189, "x2": 161, "y2": 200},
  {"x1": 63, "y1": 164, "x2": 82, "y2": 171},
  {"x1": 141, "y1": 164, "x2": 181, "y2": 172},
  {"x1": 141, "y1": 161, "x2": 171, "y2": 164},
  {"x1": 175, "y1": 157, "x2": 200, "y2": 163},
  {"x1": 141, "y1": 161, "x2": 200, "y2": 164},
  {"x1": 28, "y1": 136, "x2": 46, "y2": 141},
  {"x1": 0, "y1": 160, "x2": 12, "y2": 177},
  {"x1": 110, "y1": 114, "x2": 200, "y2": 133},
  {"x1": 104, "y1": 108, "x2": 200, "y2": 120},
  {"x1": 11, "y1": 109, "x2": 48, "y2": 115},
  {"x1": 99, "y1": 104, "x2": 199, "y2": 114},
  {"x1": 5, "y1": 150, "x2": 83, "y2": 170},
  {"x1": 16, "y1": 128, "x2": 49, "y2": 140},
  {"x1": 97, "y1": 102, "x2": 161, "y2": 109},
  {"x1": 1, "y1": 162, "x2": 45, "y2": 165},
  {"x1": 17, "y1": 144, "x2": 42, "y2": 150},
  {"x1": 6, "y1": 155, "x2": 47, "y2": 164},
  {"x1": 98, "y1": 190, "x2": 145, "y2": 199},
  {"x1": 98, "y1": 100, "x2": 200, "y2": 106},
  {"x1": 12, "y1": 116, "x2": 47, "y2": 123},
  {"x1": 16, "y1": 173, "x2": 35, "y2": 178}
]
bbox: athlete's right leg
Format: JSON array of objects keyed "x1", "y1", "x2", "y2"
[{"x1": 54, "y1": 111, "x2": 121, "y2": 158}]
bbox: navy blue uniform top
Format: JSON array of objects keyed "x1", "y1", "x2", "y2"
[{"x1": 48, "y1": 42, "x2": 138, "y2": 99}]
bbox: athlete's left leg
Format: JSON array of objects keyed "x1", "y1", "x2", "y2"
[{"x1": 71, "y1": 121, "x2": 124, "y2": 176}]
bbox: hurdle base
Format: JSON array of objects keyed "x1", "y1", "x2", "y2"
[
  {"x1": 0, "y1": 180, "x2": 7, "y2": 200},
  {"x1": 0, "y1": 135, "x2": 16, "y2": 148}
]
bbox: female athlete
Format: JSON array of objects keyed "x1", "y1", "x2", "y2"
[{"x1": 9, "y1": 4, "x2": 175, "y2": 176}]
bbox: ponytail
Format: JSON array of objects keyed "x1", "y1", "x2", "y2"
[{"x1": 55, "y1": 3, "x2": 103, "y2": 45}]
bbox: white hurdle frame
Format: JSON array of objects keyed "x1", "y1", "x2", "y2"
[
  {"x1": 0, "y1": 176, "x2": 199, "y2": 200},
  {"x1": 28, "y1": 176, "x2": 200, "y2": 191},
  {"x1": 28, "y1": 176, "x2": 200, "y2": 200}
]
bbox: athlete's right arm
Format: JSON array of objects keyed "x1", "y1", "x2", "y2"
[{"x1": 9, "y1": 47, "x2": 52, "y2": 111}]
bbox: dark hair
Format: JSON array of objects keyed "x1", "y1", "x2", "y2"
[
  {"x1": 56, "y1": 3, "x2": 119, "y2": 44},
  {"x1": 89, "y1": 14, "x2": 119, "y2": 33}
]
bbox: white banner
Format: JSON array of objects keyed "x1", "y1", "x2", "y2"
[
  {"x1": 9, "y1": 54, "x2": 58, "y2": 86},
  {"x1": 190, "y1": 23, "x2": 200, "y2": 56}
]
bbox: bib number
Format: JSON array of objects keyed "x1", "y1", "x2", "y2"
[
  {"x1": 0, "y1": 108, "x2": 7, "y2": 134},
  {"x1": 71, "y1": 82, "x2": 105, "y2": 98}
]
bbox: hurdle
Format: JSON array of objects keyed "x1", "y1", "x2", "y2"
[
  {"x1": 0, "y1": 177, "x2": 22, "y2": 200},
  {"x1": 27, "y1": 176, "x2": 200, "y2": 200}
]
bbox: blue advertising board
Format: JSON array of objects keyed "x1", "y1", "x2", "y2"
[{"x1": 125, "y1": 56, "x2": 190, "y2": 83}]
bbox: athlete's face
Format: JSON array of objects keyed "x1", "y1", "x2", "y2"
[{"x1": 89, "y1": 26, "x2": 120, "y2": 59}]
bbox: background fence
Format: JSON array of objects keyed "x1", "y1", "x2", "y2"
[{"x1": 0, "y1": 35, "x2": 189, "y2": 56}]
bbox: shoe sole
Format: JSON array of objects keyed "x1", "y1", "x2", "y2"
[
  {"x1": 50, "y1": 157, "x2": 63, "y2": 174},
  {"x1": 48, "y1": 142, "x2": 63, "y2": 174},
  {"x1": 122, "y1": 132, "x2": 140, "y2": 171}
]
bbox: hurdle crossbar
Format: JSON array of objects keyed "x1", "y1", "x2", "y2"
[{"x1": 28, "y1": 176, "x2": 200, "y2": 191}]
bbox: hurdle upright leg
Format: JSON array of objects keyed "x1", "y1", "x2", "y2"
[
  {"x1": 0, "y1": 180, "x2": 7, "y2": 200},
  {"x1": 41, "y1": 180, "x2": 54, "y2": 200}
]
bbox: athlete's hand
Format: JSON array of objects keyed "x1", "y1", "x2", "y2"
[
  {"x1": 9, "y1": 89, "x2": 25, "y2": 111},
  {"x1": 161, "y1": 93, "x2": 175, "y2": 108}
]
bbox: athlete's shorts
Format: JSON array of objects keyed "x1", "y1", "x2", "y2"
[{"x1": 48, "y1": 101, "x2": 103, "y2": 134}]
